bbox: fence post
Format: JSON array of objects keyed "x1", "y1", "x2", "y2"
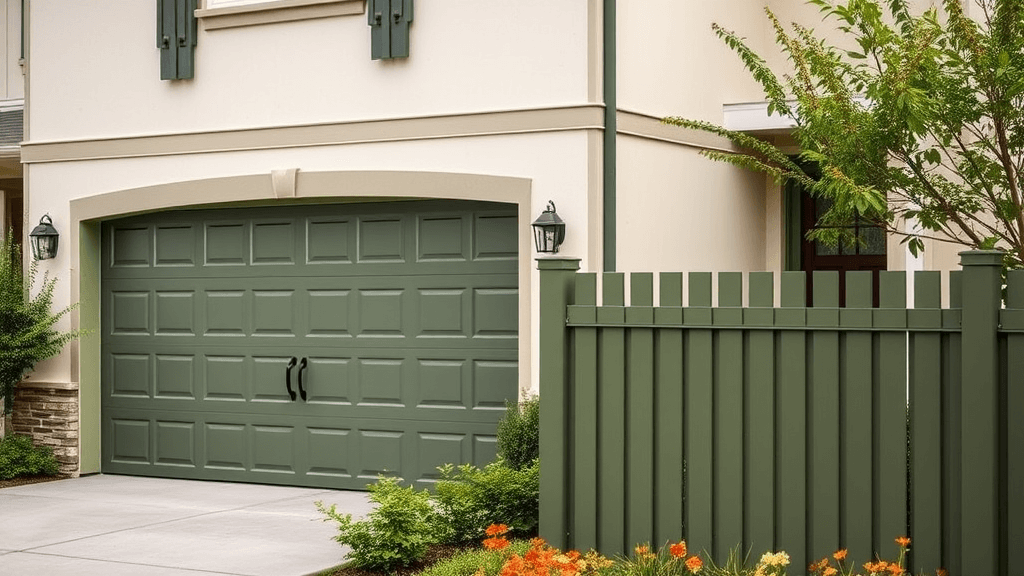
[
  {"x1": 538, "y1": 257, "x2": 580, "y2": 550},
  {"x1": 959, "y1": 250, "x2": 1003, "y2": 576}
]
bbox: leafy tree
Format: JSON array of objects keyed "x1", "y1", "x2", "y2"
[
  {"x1": 0, "y1": 231, "x2": 81, "y2": 413},
  {"x1": 664, "y1": 0, "x2": 1024, "y2": 267}
]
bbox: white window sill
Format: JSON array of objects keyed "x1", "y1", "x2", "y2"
[{"x1": 196, "y1": 0, "x2": 365, "y2": 30}]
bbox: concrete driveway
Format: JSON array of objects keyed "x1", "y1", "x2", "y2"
[{"x1": 0, "y1": 474, "x2": 372, "y2": 576}]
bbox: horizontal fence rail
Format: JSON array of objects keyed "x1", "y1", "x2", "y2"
[{"x1": 538, "y1": 253, "x2": 1024, "y2": 576}]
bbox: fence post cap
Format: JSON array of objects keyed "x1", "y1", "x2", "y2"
[
  {"x1": 536, "y1": 258, "x2": 581, "y2": 271},
  {"x1": 959, "y1": 250, "x2": 1004, "y2": 267}
]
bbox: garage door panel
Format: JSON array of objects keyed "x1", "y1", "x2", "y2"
[
  {"x1": 104, "y1": 345, "x2": 515, "y2": 420},
  {"x1": 103, "y1": 275, "x2": 517, "y2": 347},
  {"x1": 104, "y1": 408, "x2": 508, "y2": 489},
  {"x1": 104, "y1": 202, "x2": 518, "y2": 280},
  {"x1": 103, "y1": 201, "x2": 518, "y2": 489}
]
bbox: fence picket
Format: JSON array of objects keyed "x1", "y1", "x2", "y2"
[
  {"x1": 628, "y1": 274, "x2": 655, "y2": 549},
  {"x1": 746, "y1": 272, "x2": 775, "y2": 555},
  {"x1": 810, "y1": 272, "x2": 841, "y2": 561},
  {"x1": 843, "y1": 271, "x2": 874, "y2": 560},
  {"x1": 573, "y1": 274, "x2": 598, "y2": 551},
  {"x1": 910, "y1": 272, "x2": 942, "y2": 574},
  {"x1": 877, "y1": 272, "x2": 908, "y2": 552},
  {"x1": 655, "y1": 272, "x2": 685, "y2": 546},
  {"x1": 777, "y1": 272, "x2": 807, "y2": 568},
  {"x1": 945, "y1": 263, "x2": 964, "y2": 576},
  {"x1": 599, "y1": 273, "x2": 626, "y2": 554},
  {"x1": 685, "y1": 272, "x2": 714, "y2": 555},
  {"x1": 715, "y1": 273, "x2": 744, "y2": 558}
]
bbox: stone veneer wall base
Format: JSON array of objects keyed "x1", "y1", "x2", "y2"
[{"x1": 11, "y1": 384, "x2": 80, "y2": 476}]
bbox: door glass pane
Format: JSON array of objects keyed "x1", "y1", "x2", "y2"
[
  {"x1": 816, "y1": 239, "x2": 839, "y2": 256},
  {"x1": 860, "y1": 226, "x2": 886, "y2": 255}
]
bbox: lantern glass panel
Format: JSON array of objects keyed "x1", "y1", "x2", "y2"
[{"x1": 31, "y1": 235, "x2": 58, "y2": 260}]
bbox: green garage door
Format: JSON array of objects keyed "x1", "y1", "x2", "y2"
[{"x1": 100, "y1": 200, "x2": 519, "y2": 489}]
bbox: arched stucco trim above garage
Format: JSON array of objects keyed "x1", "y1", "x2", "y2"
[{"x1": 69, "y1": 170, "x2": 533, "y2": 475}]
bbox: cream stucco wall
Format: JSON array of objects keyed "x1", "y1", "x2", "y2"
[
  {"x1": 615, "y1": 135, "x2": 767, "y2": 286},
  {"x1": 27, "y1": 0, "x2": 597, "y2": 141}
]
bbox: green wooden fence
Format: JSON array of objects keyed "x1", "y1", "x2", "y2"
[{"x1": 538, "y1": 252, "x2": 1024, "y2": 576}]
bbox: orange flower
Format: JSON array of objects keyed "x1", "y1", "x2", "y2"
[
  {"x1": 936, "y1": 570, "x2": 948, "y2": 576},
  {"x1": 824, "y1": 567, "x2": 838, "y2": 576},
  {"x1": 634, "y1": 545, "x2": 650, "y2": 556},
  {"x1": 685, "y1": 556, "x2": 703, "y2": 574},
  {"x1": 484, "y1": 536, "x2": 510, "y2": 550},
  {"x1": 895, "y1": 536, "x2": 911, "y2": 548},
  {"x1": 887, "y1": 564, "x2": 904, "y2": 575},
  {"x1": 669, "y1": 541, "x2": 688, "y2": 559},
  {"x1": 487, "y1": 524, "x2": 510, "y2": 536},
  {"x1": 865, "y1": 561, "x2": 888, "y2": 574},
  {"x1": 833, "y1": 549, "x2": 848, "y2": 561}
]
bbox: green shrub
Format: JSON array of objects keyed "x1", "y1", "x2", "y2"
[
  {"x1": 417, "y1": 540, "x2": 531, "y2": 576},
  {"x1": 0, "y1": 434, "x2": 60, "y2": 480},
  {"x1": 496, "y1": 395, "x2": 539, "y2": 470},
  {"x1": 431, "y1": 459, "x2": 539, "y2": 544},
  {"x1": 315, "y1": 476, "x2": 434, "y2": 570},
  {"x1": 0, "y1": 230, "x2": 83, "y2": 410}
]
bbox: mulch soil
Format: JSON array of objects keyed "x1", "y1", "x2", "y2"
[
  {"x1": 322, "y1": 544, "x2": 476, "y2": 576},
  {"x1": 0, "y1": 474, "x2": 70, "y2": 490}
]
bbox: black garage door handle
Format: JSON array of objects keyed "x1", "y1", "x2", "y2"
[
  {"x1": 285, "y1": 357, "x2": 298, "y2": 401},
  {"x1": 298, "y1": 357, "x2": 308, "y2": 401}
]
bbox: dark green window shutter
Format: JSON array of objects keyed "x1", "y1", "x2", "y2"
[
  {"x1": 368, "y1": 0, "x2": 412, "y2": 60},
  {"x1": 157, "y1": 0, "x2": 197, "y2": 80}
]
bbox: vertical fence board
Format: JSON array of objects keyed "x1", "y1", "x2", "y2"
[
  {"x1": 910, "y1": 272, "x2": 942, "y2": 574},
  {"x1": 599, "y1": 273, "x2": 626, "y2": 554},
  {"x1": 655, "y1": 273, "x2": 685, "y2": 546},
  {"x1": 843, "y1": 272, "x2": 874, "y2": 560},
  {"x1": 628, "y1": 273, "x2": 656, "y2": 548},
  {"x1": 746, "y1": 272, "x2": 774, "y2": 555},
  {"x1": 573, "y1": 274, "x2": 598, "y2": 551},
  {"x1": 877, "y1": 272, "x2": 908, "y2": 551},
  {"x1": 945, "y1": 265, "x2": 963, "y2": 576},
  {"x1": 686, "y1": 272, "x2": 714, "y2": 555},
  {"x1": 777, "y1": 272, "x2": 807, "y2": 568},
  {"x1": 715, "y1": 273, "x2": 744, "y2": 558},
  {"x1": 811, "y1": 272, "x2": 841, "y2": 561}
]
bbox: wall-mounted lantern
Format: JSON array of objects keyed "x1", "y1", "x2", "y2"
[
  {"x1": 531, "y1": 201, "x2": 566, "y2": 254},
  {"x1": 29, "y1": 215, "x2": 59, "y2": 260}
]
